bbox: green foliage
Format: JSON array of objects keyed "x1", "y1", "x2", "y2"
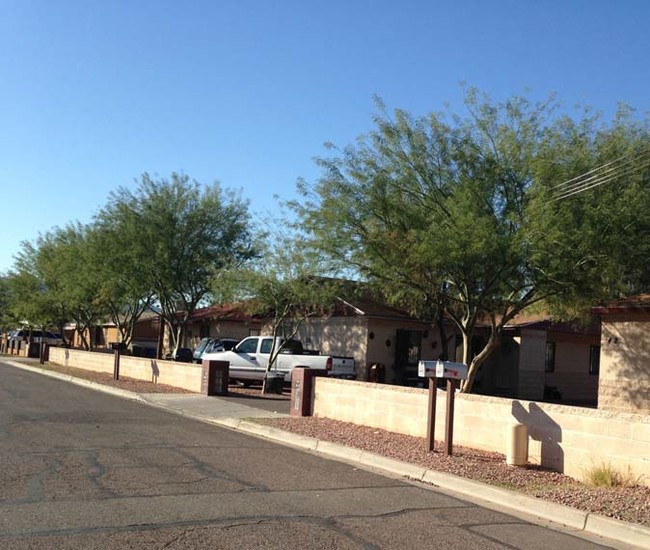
[
  {"x1": 294, "y1": 89, "x2": 650, "y2": 392},
  {"x1": 214, "y1": 229, "x2": 342, "y2": 379},
  {"x1": 26, "y1": 224, "x2": 105, "y2": 349},
  {"x1": 91, "y1": 209, "x2": 155, "y2": 347},
  {"x1": 99, "y1": 172, "x2": 257, "y2": 351},
  {"x1": 8, "y1": 228, "x2": 84, "y2": 342},
  {"x1": 5, "y1": 171, "x2": 256, "y2": 354},
  {"x1": 526, "y1": 106, "x2": 650, "y2": 318},
  {"x1": 0, "y1": 274, "x2": 18, "y2": 333}
]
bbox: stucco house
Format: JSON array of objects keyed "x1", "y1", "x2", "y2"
[
  {"x1": 181, "y1": 294, "x2": 454, "y2": 382},
  {"x1": 183, "y1": 303, "x2": 263, "y2": 349},
  {"x1": 593, "y1": 295, "x2": 650, "y2": 414},
  {"x1": 473, "y1": 315, "x2": 601, "y2": 406},
  {"x1": 64, "y1": 308, "x2": 163, "y2": 357},
  {"x1": 183, "y1": 293, "x2": 601, "y2": 405},
  {"x1": 288, "y1": 295, "x2": 456, "y2": 383}
]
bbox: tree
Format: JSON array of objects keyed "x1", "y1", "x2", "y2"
[
  {"x1": 90, "y1": 219, "x2": 154, "y2": 348},
  {"x1": 214, "y1": 232, "x2": 342, "y2": 393},
  {"x1": 99, "y1": 173, "x2": 257, "y2": 354},
  {"x1": 295, "y1": 90, "x2": 650, "y2": 392},
  {"x1": 38, "y1": 224, "x2": 106, "y2": 350},
  {"x1": 0, "y1": 274, "x2": 18, "y2": 337},
  {"x1": 9, "y1": 230, "x2": 81, "y2": 344},
  {"x1": 526, "y1": 106, "x2": 650, "y2": 319}
]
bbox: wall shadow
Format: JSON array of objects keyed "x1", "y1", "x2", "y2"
[
  {"x1": 150, "y1": 360, "x2": 160, "y2": 383},
  {"x1": 511, "y1": 401, "x2": 564, "y2": 473}
]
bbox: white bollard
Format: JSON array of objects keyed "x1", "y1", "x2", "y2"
[{"x1": 506, "y1": 423, "x2": 528, "y2": 466}]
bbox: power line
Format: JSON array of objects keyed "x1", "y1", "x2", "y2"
[
  {"x1": 553, "y1": 146, "x2": 650, "y2": 201},
  {"x1": 553, "y1": 148, "x2": 650, "y2": 194},
  {"x1": 555, "y1": 160, "x2": 650, "y2": 201},
  {"x1": 554, "y1": 152, "x2": 650, "y2": 200}
]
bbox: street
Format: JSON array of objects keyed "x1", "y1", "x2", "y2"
[{"x1": 0, "y1": 362, "x2": 614, "y2": 549}]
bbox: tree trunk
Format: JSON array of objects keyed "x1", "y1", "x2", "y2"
[
  {"x1": 461, "y1": 331, "x2": 471, "y2": 368},
  {"x1": 436, "y1": 310, "x2": 448, "y2": 360},
  {"x1": 262, "y1": 324, "x2": 282, "y2": 394},
  {"x1": 461, "y1": 326, "x2": 500, "y2": 393},
  {"x1": 78, "y1": 327, "x2": 89, "y2": 351}
]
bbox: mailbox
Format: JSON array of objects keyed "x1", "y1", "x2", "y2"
[{"x1": 418, "y1": 360, "x2": 468, "y2": 380}]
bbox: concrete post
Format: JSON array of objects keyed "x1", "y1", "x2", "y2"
[
  {"x1": 291, "y1": 368, "x2": 324, "y2": 416},
  {"x1": 113, "y1": 348, "x2": 121, "y2": 380},
  {"x1": 506, "y1": 423, "x2": 529, "y2": 466},
  {"x1": 201, "y1": 360, "x2": 229, "y2": 396}
]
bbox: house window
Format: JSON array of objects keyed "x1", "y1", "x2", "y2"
[
  {"x1": 545, "y1": 342, "x2": 556, "y2": 373},
  {"x1": 589, "y1": 345, "x2": 600, "y2": 375}
]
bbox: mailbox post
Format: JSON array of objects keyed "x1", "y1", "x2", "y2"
[
  {"x1": 418, "y1": 360, "x2": 468, "y2": 456},
  {"x1": 113, "y1": 348, "x2": 121, "y2": 380},
  {"x1": 426, "y1": 377, "x2": 437, "y2": 451}
]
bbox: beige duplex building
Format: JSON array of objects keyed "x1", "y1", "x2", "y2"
[{"x1": 593, "y1": 295, "x2": 650, "y2": 414}]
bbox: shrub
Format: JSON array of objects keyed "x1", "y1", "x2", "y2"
[{"x1": 583, "y1": 462, "x2": 643, "y2": 488}]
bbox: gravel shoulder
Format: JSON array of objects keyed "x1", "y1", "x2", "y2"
[{"x1": 6, "y1": 357, "x2": 649, "y2": 527}]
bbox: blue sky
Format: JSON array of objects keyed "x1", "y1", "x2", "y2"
[{"x1": 1, "y1": 0, "x2": 648, "y2": 273}]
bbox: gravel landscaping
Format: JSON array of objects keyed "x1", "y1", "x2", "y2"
[
  {"x1": 27, "y1": 361, "x2": 196, "y2": 394},
  {"x1": 6, "y1": 358, "x2": 649, "y2": 528}
]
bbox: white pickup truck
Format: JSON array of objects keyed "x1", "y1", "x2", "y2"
[{"x1": 202, "y1": 336, "x2": 356, "y2": 384}]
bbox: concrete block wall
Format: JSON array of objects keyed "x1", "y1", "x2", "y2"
[
  {"x1": 48, "y1": 347, "x2": 203, "y2": 392},
  {"x1": 313, "y1": 378, "x2": 650, "y2": 485}
]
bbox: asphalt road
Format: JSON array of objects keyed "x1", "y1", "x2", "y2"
[{"x1": 0, "y1": 362, "x2": 615, "y2": 549}]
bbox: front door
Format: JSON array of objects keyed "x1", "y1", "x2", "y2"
[{"x1": 395, "y1": 329, "x2": 422, "y2": 385}]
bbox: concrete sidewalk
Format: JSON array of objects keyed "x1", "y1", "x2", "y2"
[
  {"x1": 140, "y1": 393, "x2": 290, "y2": 421},
  {"x1": 4, "y1": 358, "x2": 649, "y2": 549}
]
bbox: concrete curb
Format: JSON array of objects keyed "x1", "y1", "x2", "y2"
[
  {"x1": 585, "y1": 514, "x2": 650, "y2": 549},
  {"x1": 421, "y1": 469, "x2": 588, "y2": 530},
  {"x1": 4, "y1": 359, "x2": 649, "y2": 549},
  {"x1": 238, "y1": 420, "x2": 319, "y2": 451}
]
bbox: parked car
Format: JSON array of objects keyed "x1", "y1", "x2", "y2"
[
  {"x1": 202, "y1": 336, "x2": 356, "y2": 384},
  {"x1": 193, "y1": 337, "x2": 239, "y2": 363},
  {"x1": 166, "y1": 348, "x2": 194, "y2": 363},
  {"x1": 8, "y1": 329, "x2": 63, "y2": 346}
]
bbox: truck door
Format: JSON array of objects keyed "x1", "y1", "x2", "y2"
[
  {"x1": 257, "y1": 338, "x2": 273, "y2": 371},
  {"x1": 232, "y1": 337, "x2": 264, "y2": 380}
]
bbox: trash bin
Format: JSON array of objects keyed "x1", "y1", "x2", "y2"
[
  {"x1": 27, "y1": 342, "x2": 40, "y2": 358},
  {"x1": 368, "y1": 363, "x2": 386, "y2": 383},
  {"x1": 264, "y1": 371, "x2": 285, "y2": 394}
]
